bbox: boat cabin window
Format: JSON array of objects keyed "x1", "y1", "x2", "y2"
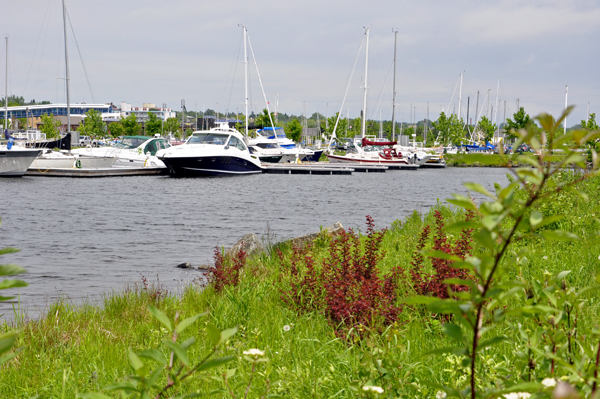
[
  {"x1": 188, "y1": 133, "x2": 229, "y2": 145},
  {"x1": 115, "y1": 137, "x2": 147, "y2": 149},
  {"x1": 227, "y1": 136, "x2": 247, "y2": 151}
]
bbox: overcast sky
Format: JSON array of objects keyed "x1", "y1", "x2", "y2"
[{"x1": 2, "y1": 0, "x2": 599, "y2": 127}]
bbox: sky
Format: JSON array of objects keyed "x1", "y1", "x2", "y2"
[{"x1": 2, "y1": 0, "x2": 599, "y2": 127}]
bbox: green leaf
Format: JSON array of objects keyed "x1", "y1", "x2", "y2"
[
  {"x1": 0, "y1": 330, "x2": 18, "y2": 355},
  {"x1": 447, "y1": 195, "x2": 476, "y2": 211},
  {"x1": 137, "y1": 349, "x2": 167, "y2": 365},
  {"x1": 163, "y1": 340, "x2": 189, "y2": 366},
  {"x1": 206, "y1": 323, "x2": 221, "y2": 347},
  {"x1": 540, "y1": 230, "x2": 581, "y2": 242},
  {"x1": 446, "y1": 221, "x2": 482, "y2": 231},
  {"x1": 479, "y1": 335, "x2": 508, "y2": 348},
  {"x1": 423, "y1": 250, "x2": 462, "y2": 262},
  {"x1": 181, "y1": 337, "x2": 196, "y2": 350},
  {"x1": 128, "y1": 348, "x2": 147, "y2": 376},
  {"x1": 148, "y1": 305, "x2": 172, "y2": 332},
  {"x1": 176, "y1": 312, "x2": 207, "y2": 334},
  {"x1": 104, "y1": 381, "x2": 139, "y2": 392},
  {"x1": 474, "y1": 229, "x2": 496, "y2": 251},
  {"x1": 550, "y1": 271, "x2": 571, "y2": 285},
  {"x1": 442, "y1": 323, "x2": 464, "y2": 343},
  {"x1": 0, "y1": 248, "x2": 20, "y2": 256},
  {"x1": 529, "y1": 211, "x2": 543, "y2": 229},
  {"x1": 464, "y1": 182, "x2": 495, "y2": 198},
  {"x1": 195, "y1": 355, "x2": 235, "y2": 372},
  {"x1": 220, "y1": 327, "x2": 238, "y2": 344},
  {"x1": 0, "y1": 279, "x2": 28, "y2": 290},
  {"x1": 0, "y1": 264, "x2": 26, "y2": 277},
  {"x1": 79, "y1": 394, "x2": 114, "y2": 399}
]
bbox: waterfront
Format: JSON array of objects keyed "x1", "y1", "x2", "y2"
[{"x1": 0, "y1": 167, "x2": 510, "y2": 317}]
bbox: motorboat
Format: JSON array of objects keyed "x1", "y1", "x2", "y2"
[
  {"x1": 156, "y1": 123, "x2": 263, "y2": 176},
  {"x1": 72, "y1": 135, "x2": 170, "y2": 168},
  {"x1": 0, "y1": 143, "x2": 42, "y2": 177},
  {"x1": 394, "y1": 145, "x2": 446, "y2": 168},
  {"x1": 250, "y1": 127, "x2": 323, "y2": 162}
]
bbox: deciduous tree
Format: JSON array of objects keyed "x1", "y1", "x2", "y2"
[
  {"x1": 77, "y1": 109, "x2": 106, "y2": 138},
  {"x1": 121, "y1": 113, "x2": 141, "y2": 136},
  {"x1": 39, "y1": 113, "x2": 61, "y2": 139},
  {"x1": 286, "y1": 119, "x2": 303, "y2": 142},
  {"x1": 145, "y1": 113, "x2": 162, "y2": 136}
]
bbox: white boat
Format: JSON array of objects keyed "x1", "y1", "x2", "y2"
[
  {"x1": 156, "y1": 123, "x2": 263, "y2": 176},
  {"x1": 28, "y1": 149, "x2": 117, "y2": 170},
  {"x1": 0, "y1": 145, "x2": 41, "y2": 176},
  {"x1": 327, "y1": 138, "x2": 412, "y2": 166},
  {"x1": 249, "y1": 127, "x2": 322, "y2": 163},
  {"x1": 72, "y1": 135, "x2": 170, "y2": 168}
]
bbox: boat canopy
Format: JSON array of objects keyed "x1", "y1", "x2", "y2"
[{"x1": 361, "y1": 137, "x2": 397, "y2": 146}]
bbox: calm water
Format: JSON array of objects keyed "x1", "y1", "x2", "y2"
[{"x1": 0, "y1": 167, "x2": 510, "y2": 318}]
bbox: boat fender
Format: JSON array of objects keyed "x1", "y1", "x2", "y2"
[
  {"x1": 75, "y1": 159, "x2": 82, "y2": 169},
  {"x1": 6, "y1": 138, "x2": 13, "y2": 150}
]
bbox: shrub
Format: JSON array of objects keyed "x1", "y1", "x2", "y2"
[{"x1": 208, "y1": 245, "x2": 247, "y2": 292}]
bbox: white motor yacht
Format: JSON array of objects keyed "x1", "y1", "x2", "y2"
[
  {"x1": 72, "y1": 135, "x2": 170, "y2": 168},
  {"x1": 156, "y1": 123, "x2": 263, "y2": 176}
]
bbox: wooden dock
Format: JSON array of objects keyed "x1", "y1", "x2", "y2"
[
  {"x1": 262, "y1": 163, "x2": 355, "y2": 175},
  {"x1": 25, "y1": 166, "x2": 167, "y2": 177}
]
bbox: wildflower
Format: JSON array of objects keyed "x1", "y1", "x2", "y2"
[
  {"x1": 553, "y1": 381, "x2": 579, "y2": 399},
  {"x1": 542, "y1": 378, "x2": 557, "y2": 388},
  {"x1": 436, "y1": 391, "x2": 447, "y2": 399},
  {"x1": 283, "y1": 325, "x2": 291, "y2": 331},
  {"x1": 243, "y1": 348, "x2": 264, "y2": 357},
  {"x1": 543, "y1": 256, "x2": 548, "y2": 260},
  {"x1": 363, "y1": 385, "x2": 384, "y2": 394}
]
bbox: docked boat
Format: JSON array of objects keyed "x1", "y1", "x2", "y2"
[
  {"x1": 327, "y1": 138, "x2": 413, "y2": 166},
  {"x1": 28, "y1": 149, "x2": 117, "y2": 170},
  {"x1": 0, "y1": 143, "x2": 42, "y2": 177},
  {"x1": 72, "y1": 135, "x2": 170, "y2": 168},
  {"x1": 156, "y1": 123, "x2": 263, "y2": 176},
  {"x1": 250, "y1": 127, "x2": 323, "y2": 162}
]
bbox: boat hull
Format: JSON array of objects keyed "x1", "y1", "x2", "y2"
[
  {"x1": 302, "y1": 150, "x2": 323, "y2": 162},
  {"x1": 327, "y1": 153, "x2": 410, "y2": 166},
  {"x1": 0, "y1": 148, "x2": 42, "y2": 176},
  {"x1": 162, "y1": 155, "x2": 263, "y2": 176}
]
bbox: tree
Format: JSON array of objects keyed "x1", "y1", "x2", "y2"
[
  {"x1": 39, "y1": 113, "x2": 61, "y2": 139},
  {"x1": 164, "y1": 117, "x2": 182, "y2": 139},
  {"x1": 121, "y1": 113, "x2": 141, "y2": 136},
  {"x1": 145, "y1": 113, "x2": 162, "y2": 136},
  {"x1": 285, "y1": 119, "x2": 303, "y2": 142},
  {"x1": 254, "y1": 109, "x2": 276, "y2": 128},
  {"x1": 505, "y1": 107, "x2": 531, "y2": 140},
  {"x1": 108, "y1": 121, "x2": 124, "y2": 138},
  {"x1": 77, "y1": 109, "x2": 106, "y2": 138},
  {"x1": 477, "y1": 116, "x2": 497, "y2": 143},
  {"x1": 431, "y1": 112, "x2": 467, "y2": 146},
  {"x1": 326, "y1": 113, "x2": 348, "y2": 138},
  {"x1": 581, "y1": 113, "x2": 599, "y2": 131}
]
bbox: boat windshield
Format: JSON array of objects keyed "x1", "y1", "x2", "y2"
[
  {"x1": 188, "y1": 133, "x2": 229, "y2": 145},
  {"x1": 114, "y1": 137, "x2": 147, "y2": 149}
]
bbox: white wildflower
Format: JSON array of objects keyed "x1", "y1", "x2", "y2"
[
  {"x1": 283, "y1": 325, "x2": 291, "y2": 331},
  {"x1": 362, "y1": 385, "x2": 384, "y2": 394},
  {"x1": 436, "y1": 390, "x2": 447, "y2": 399},
  {"x1": 542, "y1": 378, "x2": 557, "y2": 388},
  {"x1": 242, "y1": 348, "x2": 264, "y2": 357},
  {"x1": 543, "y1": 256, "x2": 548, "y2": 260}
]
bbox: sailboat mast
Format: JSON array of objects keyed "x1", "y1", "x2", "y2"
[
  {"x1": 361, "y1": 27, "x2": 369, "y2": 139},
  {"x1": 564, "y1": 85, "x2": 568, "y2": 134},
  {"x1": 458, "y1": 71, "x2": 463, "y2": 120},
  {"x1": 62, "y1": 0, "x2": 71, "y2": 137},
  {"x1": 4, "y1": 36, "x2": 8, "y2": 137},
  {"x1": 243, "y1": 25, "x2": 248, "y2": 137},
  {"x1": 391, "y1": 29, "x2": 397, "y2": 142}
]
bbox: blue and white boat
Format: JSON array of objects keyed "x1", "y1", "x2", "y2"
[{"x1": 250, "y1": 127, "x2": 323, "y2": 162}]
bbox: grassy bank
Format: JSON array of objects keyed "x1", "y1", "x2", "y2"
[{"x1": 2, "y1": 168, "x2": 600, "y2": 398}]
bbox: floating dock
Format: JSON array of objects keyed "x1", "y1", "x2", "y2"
[
  {"x1": 25, "y1": 166, "x2": 167, "y2": 178},
  {"x1": 262, "y1": 163, "x2": 356, "y2": 175}
]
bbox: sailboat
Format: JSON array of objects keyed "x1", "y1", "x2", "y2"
[
  {"x1": 326, "y1": 28, "x2": 411, "y2": 167},
  {"x1": 0, "y1": 36, "x2": 42, "y2": 176},
  {"x1": 29, "y1": 0, "x2": 115, "y2": 170}
]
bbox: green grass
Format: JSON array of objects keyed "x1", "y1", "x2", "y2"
[{"x1": 2, "y1": 172, "x2": 600, "y2": 397}]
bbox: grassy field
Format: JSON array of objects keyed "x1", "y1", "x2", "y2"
[{"x1": 1, "y1": 170, "x2": 600, "y2": 398}]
